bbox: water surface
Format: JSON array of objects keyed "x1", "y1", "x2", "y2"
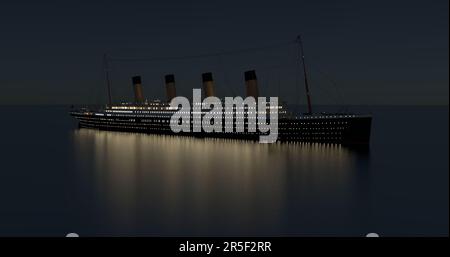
[{"x1": 0, "y1": 106, "x2": 448, "y2": 236}]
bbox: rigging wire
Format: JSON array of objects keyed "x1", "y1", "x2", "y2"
[
  {"x1": 216, "y1": 54, "x2": 237, "y2": 97},
  {"x1": 308, "y1": 64, "x2": 348, "y2": 112},
  {"x1": 103, "y1": 37, "x2": 349, "y2": 113},
  {"x1": 108, "y1": 41, "x2": 295, "y2": 62}
]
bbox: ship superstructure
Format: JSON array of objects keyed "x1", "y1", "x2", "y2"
[{"x1": 70, "y1": 37, "x2": 372, "y2": 145}]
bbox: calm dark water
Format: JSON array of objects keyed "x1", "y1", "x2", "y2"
[{"x1": 0, "y1": 106, "x2": 448, "y2": 236}]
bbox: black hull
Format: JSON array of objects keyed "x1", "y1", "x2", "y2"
[{"x1": 71, "y1": 112, "x2": 372, "y2": 145}]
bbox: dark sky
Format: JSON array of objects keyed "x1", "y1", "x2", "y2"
[{"x1": 0, "y1": 0, "x2": 448, "y2": 105}]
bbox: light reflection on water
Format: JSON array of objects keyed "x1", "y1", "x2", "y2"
[
  {"x1": 0, "y1": 106, "x2": 447, "y2": 236},
  {"x1": 72, "y1": 128, "x2": 367, "y2": 235}
]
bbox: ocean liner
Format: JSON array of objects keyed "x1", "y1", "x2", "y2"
[{"x1": 70, "y1": 36, "x2": 372, "y2": 145}]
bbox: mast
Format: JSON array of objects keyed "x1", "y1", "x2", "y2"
[
  {"x1": 103, "y1": 53, "x2": 113, "y2": 106},
  {"x1": 296, "y1": 35, "x2": 313, "y2": 114}
]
